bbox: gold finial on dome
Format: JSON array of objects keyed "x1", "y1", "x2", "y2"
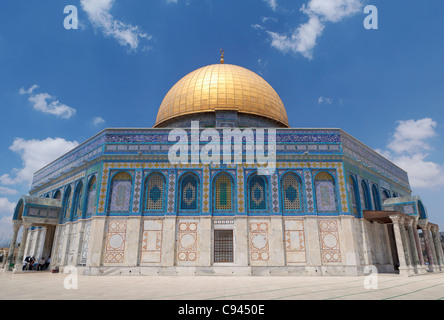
[{"x1": 220, "y1": 49, "x2": 225, "y2": 64}]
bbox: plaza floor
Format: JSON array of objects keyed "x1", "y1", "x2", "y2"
[{"x1": 1, "y1": 270, "x2": 443, "y2": 300}]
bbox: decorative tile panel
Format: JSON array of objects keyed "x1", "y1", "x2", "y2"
[
  {"x1": 284, "y1": 219, "x2": 306, "y2": 263},
  {"x1": 249, "y1": 221, "x2": 269, "y2": 262},
  {"x1": 132, "y1": 170, "x2": 142, "y2": 213},
  {"x1": 104, "y1": 220, "x2": 127, "y2": 264},
  {"x1": 271, "y1": 173, "x2": 279, "y2": 213},
  {"x1": 319, "y1": 219, "x2": 342, "y2": 263},
  {"x1": 304, "y1": 170, "x2": 315, "y2": 213},
  {"x1": 177, "y1": 221, "x2": 198, "y2": 262},
  {"x1": 79, "y1": 220, "x2": 91, "y2": 265},
  {"x1": 167, "y1": 170, "x2": 176, "y2": 213},
  {"x1": 237, "y1": 165, "x2": 245, "y2": 213},
  {"x1": 202, "y1": 165, "x2": 210, "y2": 213},
  {"x1": 140, "y1": 220, "x2": 163, "y2": 263}
]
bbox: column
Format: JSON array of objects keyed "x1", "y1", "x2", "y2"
[
  {"x1": 13, "y1": 222, "x2": 32, "y2": 273},
  {"x1": 419, "y1": 223, "x2": 435, "y2": 272},
  {"x1": 5, "y1": 221, "x2": 22, "y2": 270},
  {"x1": 428, "y1": 227, "x2": 439, "y2": 271},
  {"x1": 389, "y1": 215, "x2": 408, "y2": 276},
  {"x1": 399, "y1": 217, "x2": 413, "y2": 275},
  {"x1": 406, "y1": 219, "x2": 420, "y2": 274},
  {"x1": 430, "y1": 225, "x2": 443, "y2": 270},
  {"x1": 412, "y1": 219, "x2": 426, "y2": 274}
]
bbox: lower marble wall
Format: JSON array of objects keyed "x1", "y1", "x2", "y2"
[{"x1": 40, "y1": 215, "x2": 396, "y2": 276}]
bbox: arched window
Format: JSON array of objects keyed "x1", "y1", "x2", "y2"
[
  {"x1": 214, "y1": 173, "x2": 233, "y2": 212},
  {"x1": 381, "y1": 189, "x2": 390, "y2": 202},
  {"x1": 145, "y1": 173, "x2": 165, "y2": 212},
  {"x1": 73, "y1": 181, "x2": 83, "y2": 218},
  {"x1": 62, "y1": 186, "x2": 72, "y2": 220},
  {"x1": 179, "y1": 173, "x2": 199, "y2": 211},
  {"x1": 418, "y1": 201, "x2": 427, "y2": 219},
  {"x1": 371, "y1": 184, "x2": 381, "y2": 211},
  {"x1": 53, "y1": 190, "x2": 61, "y2": 200},
  {"x1": 86, "y1": 176, "x2": 97, "y2": 216},
  {"x1": 249, "y1": 175, "x2": 267, "y2": 211},
  {"x1": 108, "y1": 171, "x2": 132, "y2": 213},
  {"x1": 361, "y1": 180, "x2": 371, "y2": 210},
  {"x1": 347, "y1": 176, "x2": 360, "y2": 216},
  {"x1": 281, "y1": 173, "x2": 302, "y2": 211},
  {"x1": 314, "y1": 171, "x2": 337, "y2": 212}
]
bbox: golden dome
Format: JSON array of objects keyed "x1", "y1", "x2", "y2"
[{"x1": 154, "y1": 64, "x2": 289, "y2": 128}]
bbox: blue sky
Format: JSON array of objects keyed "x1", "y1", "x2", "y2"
[{"x1": 0, "y1": 0, "x2": 443, "y2": 237}]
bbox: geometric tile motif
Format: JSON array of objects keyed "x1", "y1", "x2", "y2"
[
  {"x1": 132, "y1": 170, "x2": 142, "y2": 213},
  {"x1": 271, "y1": 173, "x2": 279, "y2": 213},
  {"x1": 177, "y1": 222, "x2": 198, "y2": 262},
  {"x1": 275, "y1": 162, "x2": 347, "y2": 213},
  {"x1": 319, "y1": 219, "x2": 342, "y2": 263},
  {"x1": 284, "y1": 219, "x2": 306, "y2": 263},
  {"x1": 98, "y1": 164, "x2": 110, "y2": 214},
  {"x1": 237, "y1": 165, "x2": 245, "y2": 213},
  {"x1": 140, "y1": 220, "x2": 163, "y2": 263},
  {"x1": 249, "y1": 221, "x2": 269, "y2": 262},
  {"x1": 304, "y1": 170, "x2": 315, "y2": 213},
  {"x1": 104, "y1": 220, "x2": 127, "y2": 264},
  {"x1": 202, "y1": 165, "x2": 210, "y2": 213},
  {"x1": 167, "y1": 170, "x2": 176, "y2": 213}
]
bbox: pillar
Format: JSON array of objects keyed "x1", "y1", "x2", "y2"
[
  {"x1": 412, "y1": 219, "x2": 426, "y2": 274},
  {"x1": 430, "y1": 225, "x2": 443, "y2": 271},
  {"x1": 419, "y1": 223, "x2": 435, "y2": 272},
  {"x1": 13, "y1": 221, "x2": 32, "y2": 273},
  {"x1": 389, "y1": 215, "x2": 408, "y2": 276},
  {"x1": 5, "y1": 221, "x2": 22, "y2": 270},
  {"x1": 406, "y1": 219, "x2": 420, "y2": 274},
  {"x1": 399, "y1": 217, "x2": 413, "y2": 275},
  {"x1": 427, "y1": 227, "x2": 439, "y2": 271}
]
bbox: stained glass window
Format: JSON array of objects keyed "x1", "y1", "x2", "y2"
[
  {"x1": 180, "y1": 174, "x2": 198, "y2": 210},
  {"x1": 145, "y1": 174, "x2": 165, "y2": 211},
  {"x1": 215, "y1": 174, "x2": 232, "y2": 211},
  {"x1": 314, "y1": 171, "x2": 337, "y2": 212},
  {"x1": 348, "y1": 176, "x2": 358, "y2": 215},
  {"x1": 249, "y1": 175, "x2": 266, "y2": 210},
  {"x1": 73, "y1": 182, "x2": 83, "y2": 217},
  {"x1": 109, "y1": 172, "x2": 132, "y2": 213},
  {"x1": 62, "y1": 186, "x2": 72, "y2": 219},
  {"x1": 86, "y1": 176, "x2": 97, "y2": 215},
  {"x1": 282, "y1": 174, "x2": 301, "y2": 210}
]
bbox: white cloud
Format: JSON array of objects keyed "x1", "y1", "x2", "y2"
[
  {"x1": 302, "y1": 0, "x2": 363, "y2": 22},
  {"x1": 318, "y1": 96, "x2": 333, "y2": 104},
  {"x1": 263, "y1": 0, "x2": 278, "y2": 11},
  {"x1": 80, "y1": 0, "x2": 152, "y2": 51},
  {"x1": 0, "y1": 198, "x2": 16, "y2": 238},
  {"x1": 0, "y1": 138, "x2": 79, "y2": 187},
  {"x1": 20, "y1": 85, "x2": 76, "y2": 119},
  {"x1": 0, "y1": 186, "x2": 18, "y2": 196},
  {"x1": 376, "y1": 118, "x2": 444, "y2": 189},
  {"x1": 93, "y1": 116, "x2": 105, "y2": 126},
  {"x1": 387, "y1": 118, "x2": 437, "y2": 155},
  {"x1": 266, "y1": 0, "x2": 363, "y2": 59}
]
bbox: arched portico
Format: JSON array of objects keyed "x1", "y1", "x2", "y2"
[{"x1": 6, "y1": 196, "x2": 62, "y2": 272}]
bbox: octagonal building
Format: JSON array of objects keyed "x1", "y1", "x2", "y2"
[{"x1": 7, "y1": 58, "x2": 444, "y2": 276}]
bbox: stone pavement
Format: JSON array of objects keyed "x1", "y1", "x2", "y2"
[{"x1": 0, "y1": 271, "x2": 443, "y2": 300}]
